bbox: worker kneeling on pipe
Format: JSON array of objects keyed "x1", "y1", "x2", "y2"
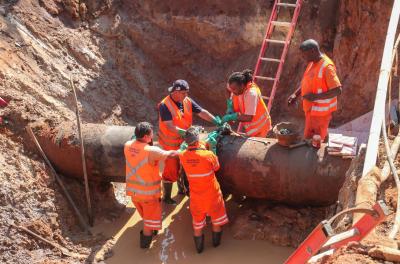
[
  {"x1": 158, "y1": 80, "x2": 222, "y2": 205},
  {"x1": 179, "y1": 126, "x2": 228, "y2": 253},
  {"x1": 124, "y1": 122, "x2": 178, "y2": 249},
  {"x1": 222, "y1": 69, "x2": 272, "y2": 137},
  {"x1": 288, "y1": 39, "x2": 342, "y2": 141}
]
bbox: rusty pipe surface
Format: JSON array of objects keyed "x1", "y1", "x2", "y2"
[
  {"x1": 34, "y1": 122, "x2": 134, "y2": 182},
  {"x1": 217, "y1": 136, "x2": 351, "y2": 206},
  {"x1": 35, "y1": 122, "x2": 351, "y2": 206}
]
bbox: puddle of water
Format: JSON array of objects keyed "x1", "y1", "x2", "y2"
[{"x1": 92, "y1": 186, "x2": 293, "y2": 264}]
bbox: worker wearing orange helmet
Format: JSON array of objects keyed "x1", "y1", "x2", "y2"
[
  {"x1": 124, "y1": 122, "x2": 178, "y2": 249},
  {"x1": 288, "y1": 39, "x2": 342, "y2": 141},
  {"x1": 179, "y1": 126, "x2": 228, "y2": 253},
  {"x1": 221, "y1": 69, "x2": 272, "y2": 137},
  {"x1": 158, "y1": 80, "x2": 222, "y2": 205}
]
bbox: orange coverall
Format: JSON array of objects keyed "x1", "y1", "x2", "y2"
[
  {"x1": 301, "y1": 55, "x2": 341, "y2": 141},
  {"x1": 179, "y1": 143, "x2": 228, "y2": 230}
]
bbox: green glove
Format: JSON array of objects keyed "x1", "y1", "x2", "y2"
[
  {"x1": 177, "y1": 127, "x2": 186, "y2": 137},
  {"x1": 179, "y1": 142, "x2": 188, "y2": 152},
  {"x1": 226, "y1": 99, "x2": 234, "y2": 114},
  {"x1": 206, "y1": 131, "x2": 219, "y2": 154},
  {"x1": 131, "y1": 135, "x2": 136, "y2": 140},
  {"x1": 213, "y1": 116, "x2": 222, "y2": 126},
  {"x1": 221, "y1": 113, "x2": 238, "y2": 123}
]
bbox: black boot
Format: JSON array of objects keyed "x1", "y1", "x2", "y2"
[
  {"x1": 162, "y1": 182, "x2": 177, "y2": 205},
  {"x1": 193, "y1": 234, "x2": 204, "y2": 254},
  {"x1": 140, "y1": 230, "x2": 153, "y2": 249},
  {"x1": 153, "y1": 230, "x2": 158, "y2": 236},
  {"x1": 212, "y1": 231, "x2": 223, "y2": 247}
]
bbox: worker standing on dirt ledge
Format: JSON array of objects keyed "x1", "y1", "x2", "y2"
[
  {"x1": 124, "y1": 122, "x2": 178, "y2": 249},
  {"x1": 288, "y1": 39, "x2": 342, "y2": 141},
  {"x1": 222, "y1": 69, "x2": 272, "y2": 137},
  {"x1": 179, "y1": 126, "x2": 228, "y2": 254},
  {"x1": 158, "y1": 80, "x2": 222, "y2": 205}
]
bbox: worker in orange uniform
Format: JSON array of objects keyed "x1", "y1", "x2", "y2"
[
  {"x1": 124, "y1": 122, "x2": 178, "y2": 249},
  {"x1": 221, "y1": 69, "x2": 272, "y2": 137},
  {"x1": 288, "y1": 39, "x2": 342, "y2": 141},
  {"x1": 158, "y1": 80, "x2": 222, "y2": 205},
  {"x1": 179, "y1": 127, "x2": 228, "y2": 253}
]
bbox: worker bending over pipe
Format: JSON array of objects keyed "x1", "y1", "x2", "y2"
[
  {"x1": 158, "y1": 80, "x2": 221, "y2": 204},
  {"x1": 179, "y1": 127, "x2": 228, "y2": 253},
  {"x1": 124, "y1": 122, "x2": 178, "y2": 249},
  {"x1": 222, "y1": 69, "x2": 272, "y2": 137},
  {"x1": 158, "y1": 80, "x2": 222, "y2": 205},
  {"x1": 288, "y1": 39, "x2": 342, "y2": 141}
]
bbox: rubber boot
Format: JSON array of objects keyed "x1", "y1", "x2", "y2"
[
  {"x1": 140, "y1": 230, "x2": 153, "y2": 249},
  {"x1": 162, "y1": 182, "x2": 177, "y2": 205},
  {"x1": 212, "y1": 231, "x2": 223, "y2": 247},
  {"x1": 193, "y1": 234, "x2": 204, "y2": 254}
]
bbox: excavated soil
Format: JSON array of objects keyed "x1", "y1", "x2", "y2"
[{"x1": 0, "y1": 0, "x2": 397, "y2": 263}]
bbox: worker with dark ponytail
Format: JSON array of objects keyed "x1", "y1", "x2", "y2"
[{"x1": 222, "y1": 69, "x2": 272, "y2": 137}]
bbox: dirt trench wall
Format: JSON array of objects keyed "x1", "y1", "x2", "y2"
[{"x1": 2, "y1": 0, "x2": 392, "y2": 129}]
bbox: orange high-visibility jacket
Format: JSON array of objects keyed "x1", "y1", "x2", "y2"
[
  {"x1": 179, "y1": 143, "x2": 221, "y2": 197},
  {"x1": 232, "y1": 82, "x2": 271, "y2": 137},
  {"x1": 158, "y1": 96, "x2": 193, "y2": 150},
  {"x1": 301, "y1": 54, "x2": 338, "y2": 116},
  {"x1": 124, "y1": 140, "x2": 161, "y2": 202}
]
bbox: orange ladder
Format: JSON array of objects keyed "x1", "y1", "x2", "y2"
[
  {"x1": 253, "y1": 0, "x2": 303, "y2": 110},
  {"x1": 284, "y1": 200, "x2": 389, "y2": 264}
]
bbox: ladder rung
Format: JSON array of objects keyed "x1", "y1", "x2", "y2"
[
  {"x1": 271, "y1": 21, "x2": 292, "y2": 27},
  {"x1": 265, "y1": 39, "x2": 286, "y2": 44},
  {"x1": 277, "y1": 3, "x2": 298, "y2": 8},
  {"x1": 255, "y1": 76, "x2": 275, "y2": 81},
  {"x1": 260, "y1": 57, "x2": 281, "y2": 63},
  {"x1": 261, "y1": 96, "x2": 270, "y2": 100},
  {"x1": 322, "y1": 228, "x2": 359, "y2": 248}
]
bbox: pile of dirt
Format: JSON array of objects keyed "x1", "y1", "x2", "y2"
[{"x1": 0, "y1": 0, "x2": 397, "y2": 263}]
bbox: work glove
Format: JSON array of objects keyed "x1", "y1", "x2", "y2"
[
  {"x1": 213, "y1": 116, "x2": 222, "y2": 126},
  {"x1": 179, "y1": 142, "x2": 188, "y2": 152},
  {"x1": 226, "y1": 99, "x2": 234, "y2": 114},
  {"x1": 206, "y1": 131, "x2": 219, "y2": 154},
  {"x1": 177, "y1": 127, "x2": 186, "y2": 137},
  {"x1": 131, "y1": 135, "x2": 136, "y2": 140},
  {"x1": 221, "y1": 113, "x2": 238, "y2": 123}
]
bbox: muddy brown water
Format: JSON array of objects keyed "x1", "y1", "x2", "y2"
[{"x1": 92, "y1": 186, "x2": 293, "y2": 264}]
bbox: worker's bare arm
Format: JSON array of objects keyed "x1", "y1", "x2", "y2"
[
  {"x1": 147, "y1": 146, "x2": 179, "y2": 165},
  {"x1": 198, "y1": 109, "x2": 216, "y2": 123},
  {"x1": 303, "y1": 86, "x2": 342, "y2": 101},
  {"x1": 164, "y1": 120, "x2": 180, "y2": 134},
  {"x1": 287, "y1": 86, "x2": 302, "y2": 104}
]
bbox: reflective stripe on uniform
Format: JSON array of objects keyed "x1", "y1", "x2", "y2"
[
  {"x1": 193, "y1": 219, "x2": 206, "y2": 228},
  {"x1": 144, "y1": 223, "x2": 162, "y2": 228},
  {"x1": 243, "y1": 112, "x2": 269, "y2": 129},
  {"x1": 127, "y1": 178, "x2": 161, "y2": 186},
  {"x1": 126, "y1": 186, "x2": 161, "y2": 195},
  {"x1": 212, "y1": 214, "x2": 227, "y2": 223},
  {"x1": 318, "y1": 61, "x2": 328, "y2": 78},
  {"x1": 213, "y1": 217, "x2": 228, "y2": 225},
  {"x1": 144, "y1": 219, "x2": 162, "y2": 224},
  {"x1": 187, "y1": 170, "x2": 214, "y2": 178},
  {"x1": 126, "y1": 158, "x2": 148, "y2": 183},
  {"x1": 314, "y1": 98, "x2": 335, "y2": 104},
  {"x1": 311, "y1": 101, "x2": 337, "y2": 112},
  {"x1": 164, "y1": 97, "x2": 178, "y2": 118},
  {"x1": 245, "y1": 115, "x2": 270, "y2": 136}
]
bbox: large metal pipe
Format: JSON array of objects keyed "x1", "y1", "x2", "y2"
[
  {"x1": 34, "y1": 122, "x2": 351, "y2": 206},
  {"x1": 217, "y1": 136, "x2": 351, "y2": 206}
]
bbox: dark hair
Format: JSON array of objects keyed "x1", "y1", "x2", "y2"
[
  {"x1": 135, "y1": 122, "x2": 153, "y2": 139},
  {"x1": 228, "y1": 69, "x2": 253, "y2": 85}
]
